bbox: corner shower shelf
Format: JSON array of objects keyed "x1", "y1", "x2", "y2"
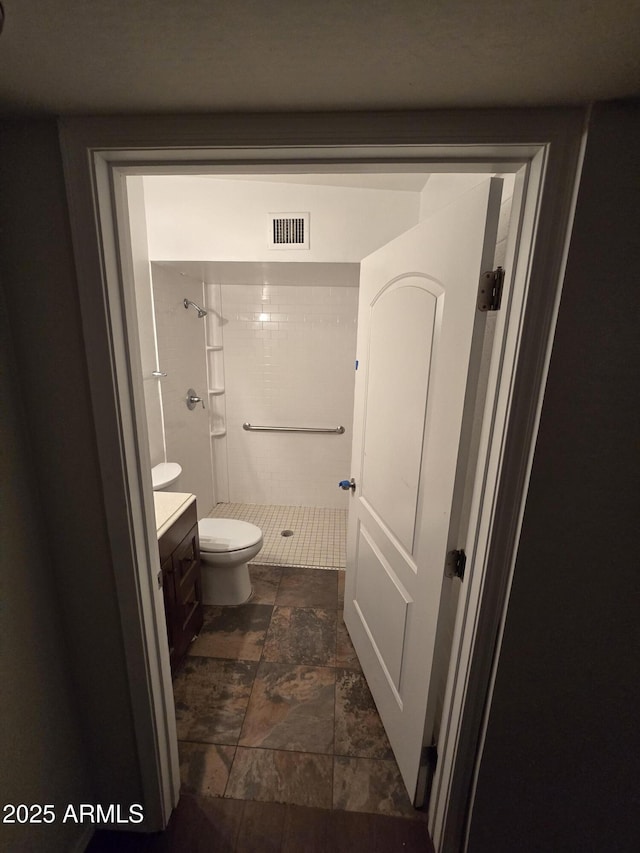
[
  {"x1": 208, "y1": 387, "x2": 225, "y2": 396},
  {"x1": 210, "y1": 428, "x2": 227, "y2": 438},
  {"x1": 206, "y1": 345, "x2": 223, "y2": 351}
]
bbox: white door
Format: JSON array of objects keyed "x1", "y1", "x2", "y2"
[{"x1": 344, "y1": 178, "x2": 503, "y2": 802}]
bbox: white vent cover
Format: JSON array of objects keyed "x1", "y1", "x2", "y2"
[{"x1": 267, "y1": 212, "x2": 310, "y2": 250}]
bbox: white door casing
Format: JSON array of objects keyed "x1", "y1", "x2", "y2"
[
  {"x1": 59, "y1": 107, "x2": 584, "y2": 843},
  {"x1": 344, "y1": 178, "x2": 503, "y2": 801}
]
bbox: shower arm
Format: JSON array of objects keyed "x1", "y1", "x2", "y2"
[{"x1": 183, "y1": 298, "x2": 208, "y2": 318}]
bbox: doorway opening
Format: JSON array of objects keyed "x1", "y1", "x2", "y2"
[
  {"x1": 128, "y1": 168, "x2": 516, "y2": 824},
  {"x1": 132, "y1": 171, "x2": 514, "y2": 559},
  {"x1": 60, "y1": 111, "x2": 584, "y2": 852}
]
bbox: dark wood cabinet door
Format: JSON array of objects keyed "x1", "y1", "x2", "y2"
[
  {"x1": 161, "y1": 555, "x2": 178, "y2": 672},
  {"x1": 170, "y1": 526, "x2": 204, "y2": 670},
  {"x1": 158, "y1": 502, "x2": 204, "y2": 676}
]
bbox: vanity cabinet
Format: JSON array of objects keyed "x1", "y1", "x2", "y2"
[{"x1": 158, "y1": 499, "x2": 204, "y2": 674}]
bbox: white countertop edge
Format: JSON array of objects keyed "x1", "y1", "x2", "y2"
[{"x1": 154, "y1": 492, "x2": 197, "y2": 539}]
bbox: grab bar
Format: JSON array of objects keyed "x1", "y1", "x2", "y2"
[{"x1": 243, "y1": 422, "x2": 345, "y2": 434}]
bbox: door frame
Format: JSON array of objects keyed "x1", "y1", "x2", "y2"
[{"x1": 58, "y1": 109, "x2": 586, "y2": 851}]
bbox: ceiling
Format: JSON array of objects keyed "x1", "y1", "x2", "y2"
[
  {"x1": 198, "y1": 173, "x2": 432, "y2": 192},
  {"x1": 0, "y1": 1, "x2": 639, "y2": 116}
]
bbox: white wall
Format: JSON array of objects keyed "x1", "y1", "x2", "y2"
[
  {"x1": 128, "y1": 177, "x2": 165, "y2": 467},
  {"x1": 143, "y1": 176, "x2": 420, "y2": 262},
  {"x1": 152, "y1": 264, "x2": 215, "y2": 515},
  {"x1": 220, "y1": 268, "x2": 358, "y2": 508},
  {"x1": 419, "y1": 172, "x2": 515, "y2": 224},
  {"x1": 494, "y1": 178, "x2": 515, "y2": 268},
  {"x1": 419, "y1": 173, "x2": 488, "y2": 220}
]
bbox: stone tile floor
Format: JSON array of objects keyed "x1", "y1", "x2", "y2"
[
  {"x1": 87, "y1": 566, "x2": 433, "y2": 851},
  {"x1": 173, "y1": 565, "x2": 426, "y2": 822}
]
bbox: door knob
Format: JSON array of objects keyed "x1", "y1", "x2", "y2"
[{"x1": 339, "y1": 478, "x2": 356, "y2": 492}]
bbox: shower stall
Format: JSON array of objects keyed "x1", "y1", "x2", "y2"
[{"x1": 144, "y1": 261, "x2": 359, "y2": 570}]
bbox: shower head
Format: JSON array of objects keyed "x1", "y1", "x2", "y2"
[{"x1": 183, "y1": 298, "x2": 208, "y2": 318}]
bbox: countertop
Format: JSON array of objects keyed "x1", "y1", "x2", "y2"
[{"x1": 153, "y1": 492, "x2": 196, "y2": 539}]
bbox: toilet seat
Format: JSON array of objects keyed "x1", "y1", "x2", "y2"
[{"x1": 198, "y1": 518, "x2": 262, "y2": 553}]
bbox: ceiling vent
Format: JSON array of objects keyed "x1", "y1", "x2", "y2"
[{"x1": 268, "y1": 212, "x2": 310, "y2": 250}]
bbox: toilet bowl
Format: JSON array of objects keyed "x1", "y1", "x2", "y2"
[
  {"x1": 198, "y1": 518, "x2": 263, "y2": 605},
  {"x1": 151, "y1": 462, "x2": 182, "y2": 491}
]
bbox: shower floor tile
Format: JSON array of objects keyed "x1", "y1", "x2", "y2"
[{"x1": 209, "y1": 503, "x2": 347, "y2": 570}]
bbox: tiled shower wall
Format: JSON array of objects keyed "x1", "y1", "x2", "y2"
[{"x1": 220, "y1": 281, "x2": 358, "y2": 508}]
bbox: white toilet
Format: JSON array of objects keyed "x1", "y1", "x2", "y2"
[
  {"x1": 151, "y1": 463, "x2": 263, "y2": 604},
  {"x1": 197, "y1": 518, "x2": 263, "y2": 605}
]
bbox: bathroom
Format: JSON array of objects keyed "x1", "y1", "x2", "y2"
[
  {"x1": 132, "y1": 171, "x2": 437, "y2": 574},
  {"x1": 133, "y1": 170, "x2": 513, "y2": 537},
  {"x1": 128, "y1": 169, "x2": 514, "y2": 817}
]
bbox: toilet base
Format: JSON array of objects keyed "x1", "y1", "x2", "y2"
[{"x1": 201, "y1": 560, "x2": 252, "y2": 606}]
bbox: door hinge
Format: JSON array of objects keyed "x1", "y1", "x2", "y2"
[
  {"x1": 477, "y1": 266, "x2": 505, "y2": 312},
  {"x1": 445, "y1": 548, "x2": 467, "y2": 581},
  {"x1": 157, "y1": 570, "x2": 163, "y2": 589}
]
